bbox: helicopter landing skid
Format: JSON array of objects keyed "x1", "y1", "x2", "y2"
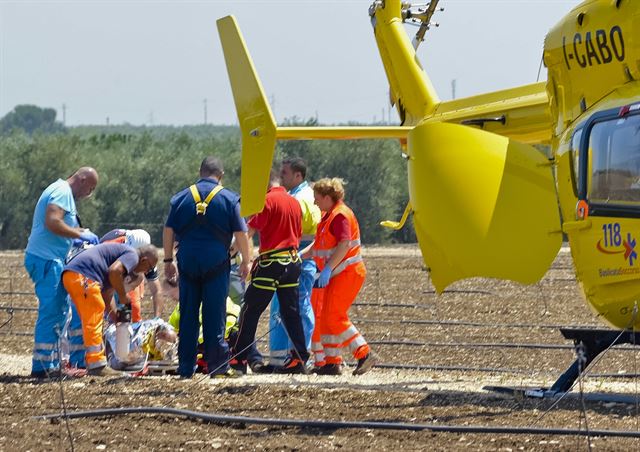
[
  {"x1": 484, "y1": 328, "x2": 640, "y2": 404},
  {"x1": 483, "y1": 385, "x2": 640, "y2": 404},
  {"x1": 551, "y1": 328, "x2": 640, "y2": 393}
]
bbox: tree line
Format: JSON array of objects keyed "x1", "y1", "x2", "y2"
[{"x1": 0, "y1": 106, "x2": 416, "y2": 250}]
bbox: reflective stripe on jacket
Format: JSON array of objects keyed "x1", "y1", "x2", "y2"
[{"x1": 312, "y1": 200, "x2": 364, "y2": 277}]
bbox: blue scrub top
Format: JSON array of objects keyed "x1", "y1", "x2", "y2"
[
  {"x1": 64, "y1": 243, "x2": 139, "y2": 289},
  {"x1": 25, "y1": 179, "x2": 78, "y2": 261}
]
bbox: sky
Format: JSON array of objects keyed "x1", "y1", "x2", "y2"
[{"x1": 0, "y1": 0, "x2": 583, "y2": 126}]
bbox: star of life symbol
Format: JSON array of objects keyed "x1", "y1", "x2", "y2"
[{"x1": 624, "y1": 233, "x2": 637, "y2": 266}]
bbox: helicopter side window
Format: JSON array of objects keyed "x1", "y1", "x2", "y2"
[
  {"x1": 587, "y1": 114, "x2": 640, "y2": 210},
  {"x1": 570, "y1": 128, "x2": 583, "y2": 196}
]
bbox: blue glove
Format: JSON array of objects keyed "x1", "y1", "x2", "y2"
[
  {"x1": 79, "y1": 230, "x2": 99, "y2": 245},
  {"x1": 317, "y1": 267, "x2": 332, "y2": 288},
  {"x1": 71, "y1": 238, "x2": 84, "y2": 248}
]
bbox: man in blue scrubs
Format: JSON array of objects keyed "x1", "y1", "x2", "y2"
[
  {"x1": 163, "y1": 157, "x2": 250, "y2": 378},
  {"x1": 25, "y1": 167, "x2": 99, "y2": 379}
]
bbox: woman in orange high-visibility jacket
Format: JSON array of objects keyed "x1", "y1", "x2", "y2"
[{"x1": 308, "y1": 178, "x2": 377, "y2": 376}]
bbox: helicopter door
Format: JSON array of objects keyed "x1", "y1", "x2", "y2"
[{"x1": 566, "y1": 104, "x2": 640, "y2": 324}]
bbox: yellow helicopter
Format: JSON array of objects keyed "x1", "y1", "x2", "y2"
[{"x1": 217, "y1": 0, "x2": 640, "y2": 392}]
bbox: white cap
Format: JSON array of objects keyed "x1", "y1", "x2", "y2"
[{"x1": 125, "y1": 229, "x2": 151, "y2": 248}]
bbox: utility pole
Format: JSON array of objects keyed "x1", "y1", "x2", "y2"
[
  {"x1": 451, "y1": 79, "x2": 457, "y2": 100},
  {"x1": 62, "y1": 103, "x2": 66, "y2": 125},
  {"x1": 106, "y1": 116, "x2": 110, "y2": 127},
  {"x1": 203, "y1": 98, "x2": 208, "y2": 125}
]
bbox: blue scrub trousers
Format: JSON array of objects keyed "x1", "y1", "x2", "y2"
[
  {"x1": 177, "y1": 247, "x2": 230, "y2": 378},
  {"x1": 268, "y1": 258, "x2": 316, "y2": 365},
  {"x1": 24, "y1": 253, "x2": 70, "y2": 373}
]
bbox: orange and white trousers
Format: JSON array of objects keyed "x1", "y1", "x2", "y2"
[
  {"x1": 62, "y1": 271, "x2": 107, "y2": 369},
  {"x1": 311, "y1": 265, "x2": 369, "y2": 366}
]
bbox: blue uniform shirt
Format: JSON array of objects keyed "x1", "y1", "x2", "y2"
[
  {"x1": 64, "y1": 243, "x2": 139, "y2": 289},
  {"x1": 165, "y1": 178, "x2": 247, "y2": 261},
  {"x1": 26, "y1": 179, "x2": 78, "y2": 261}
]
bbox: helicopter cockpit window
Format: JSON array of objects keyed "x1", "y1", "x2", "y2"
[{"x1": 587, "y1": 114, "x2": 640, "y2": 208}]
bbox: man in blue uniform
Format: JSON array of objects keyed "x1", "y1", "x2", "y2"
[
  {"x1": 25, "y1": 167, "x2": 99, "y2": 379},
  {"x1": 163, "y1": 157, "x2": 250, "y2": 379}
]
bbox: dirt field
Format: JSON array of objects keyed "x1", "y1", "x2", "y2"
[{"x1": 2, "y1": 246, "x2": 640, "y2": 451}]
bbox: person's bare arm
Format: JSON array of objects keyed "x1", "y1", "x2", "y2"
[
  {"x1": 45, "y1": 204, "x2": 83, "y2": 238},
  {"x1": 101, "y1": 288, "x2": 117, "y2": 322},
  {"x1": 324, "y1": 240, "x2": 350, "y2": 271},
  {"x1": 233, "y1": 231, "x2": 251, "y2": 281},
  {"x1": 108, "y1": 260, "x2": 130, "y2": 305},
  {"x1": 163, "y1": 226, "x2": 177, "y2": 283}
]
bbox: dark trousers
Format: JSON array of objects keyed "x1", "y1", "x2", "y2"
[
  {"x1": 233, "y1": 259, "x2": 309, "y2": 363},
  {"x1": 229, "y1": 265, "x2": 263, "y2": 364},
  {"x1": 177, "y1": 251, "x2": 230, "y2": 377}
]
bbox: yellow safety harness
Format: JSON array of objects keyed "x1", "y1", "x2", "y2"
[
  {"x1": 190, "y1": 184, "x2": 224, "y2": 215},
  {"x1": 178, "y1": 183, "x2": 232, "y2": 248},
  {"x1": 251, "y1": 248, "x2": 301, "y2": 291}
]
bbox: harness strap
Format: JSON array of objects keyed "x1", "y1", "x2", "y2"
[
  {"x1": 258, "y1": 247, "x2": 296, "y2": 259},
  {"x1": 177, "y1": 184, "x2": 230, "y2": 247},
  {"x1": 257, "y1": 247, "x2": 300, "y2": 267},
  {"x1": 190, "y1": 184, "x2": 224, "y2": 215},
  {"x1": 250, "y1": 276, "x2": 300, "y2": 291}
]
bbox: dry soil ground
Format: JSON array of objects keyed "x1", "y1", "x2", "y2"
[{"x1": 1, "y1": 246, "x2": 640, "y2": 451}]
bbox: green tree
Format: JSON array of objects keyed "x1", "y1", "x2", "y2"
[
  {"x1": 0, "y1": 123, "x2": 418, "y2": 250},
  {"x1": 0, "y1": 105, "x2": 66, "y2": 135}
]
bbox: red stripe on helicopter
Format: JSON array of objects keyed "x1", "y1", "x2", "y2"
[{"x1": 596, "y1": 240, "x2": 624, "y2": 255}]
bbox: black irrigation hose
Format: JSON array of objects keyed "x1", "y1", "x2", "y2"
[
  {"x1": 0, "y1": 305, "x2": 37, "y2": 312},
  {"x1": 0, "y1": 303, "x2": 605, "y2": 332},
  {"x1": 422, "y1": 289, "x2": 493, "y2": 295},
  {"x1": 33, "y1": 406, "x2": 640, "y2": 439},
  {"x1": 0, "y1": 303, "x2": 598, "y2": 331},
  {"x1": 375, "y1": 363, "x2": 531, "y2": 374},
  {"x1": 369, "y1": 340, "x2": 573, "y2": 350},
  {"x1": 0, "y1": 310, "x2": 14, "y2": 331},
  {"x1": 353, "y1": 302, "x2": 434, "y2": 308},
  {"x1": 392, "y1": 319, "x2": 601, "y2": 330}
]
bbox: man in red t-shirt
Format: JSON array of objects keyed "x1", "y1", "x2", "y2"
[{"x1": 231, "y1": 171, "x2": 310, "y2": 374}]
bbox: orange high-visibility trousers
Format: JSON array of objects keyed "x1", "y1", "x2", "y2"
[
  {"x1": 129, "y1": 282, "x2": 144, "y2": 323},
  {"x1": 318, "y1": 265, "x2": 369, "y2": 365},
  {"x1": 62, "y1": 271, "x2": 107, "y2": 369}
]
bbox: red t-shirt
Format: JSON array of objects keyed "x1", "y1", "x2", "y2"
[
  {"x1": 248, "y1": 186, "x2": 302, "y2": 253},
  {"x1": 329, "y1": 213, "x2": 351, "y2": 241}
]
